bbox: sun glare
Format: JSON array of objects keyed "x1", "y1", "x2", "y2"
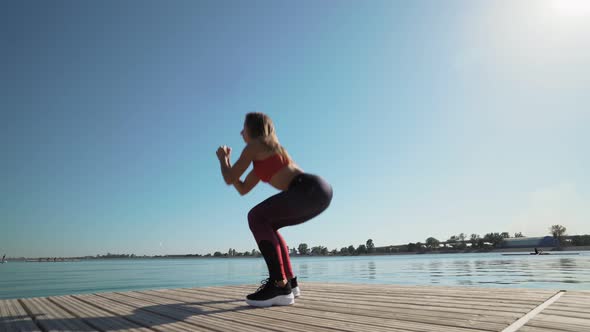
[{"x1": 550, "y1": 0, "x2": 590, "y2": 17}]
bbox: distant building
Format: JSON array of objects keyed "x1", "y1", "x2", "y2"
[{"x1": 500, "y1": 236, "x2": 558, "y2": 248}]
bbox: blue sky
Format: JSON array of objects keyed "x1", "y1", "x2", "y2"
[{"x1": 2, "y1": 0, "x2": 589, "y2": 258}]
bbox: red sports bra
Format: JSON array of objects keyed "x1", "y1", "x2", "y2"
[{"x1": 253, "y1": 153, "x2": 289, "y2": 182}]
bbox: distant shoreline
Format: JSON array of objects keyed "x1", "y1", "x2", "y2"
[{"x1": 5, "y1": 246, "x2": 589, "y2": 262}]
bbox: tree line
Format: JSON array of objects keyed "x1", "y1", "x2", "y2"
[
  {"x1": 274, "y1": 224, "x2": 586, "y2": 256},
  {"x1": 176, "y1": 224, "x2": 587, "y2": 257},
  {"x1": 74, "y1": 224, "x2": 589, "y2": 260}
]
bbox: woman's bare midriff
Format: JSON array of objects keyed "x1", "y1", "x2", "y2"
[
  {"x1": 254, "y1": 147, "x2": 303, "y2": 191},
  {"x1": 268, "y1": 165, "x2": 303, "y2": 191}
]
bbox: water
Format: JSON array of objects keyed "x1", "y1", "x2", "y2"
[{"x1": 1, "y1": 252, "x2": 589, "y2": 299}]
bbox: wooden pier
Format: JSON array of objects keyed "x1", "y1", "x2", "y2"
[{"x1": 1, "y1": 283, "x2": 589, "y2": 331}]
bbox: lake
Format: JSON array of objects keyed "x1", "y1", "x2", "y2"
[{"x1": 1, "y1": 252, "x2": 589, "y2": 299}]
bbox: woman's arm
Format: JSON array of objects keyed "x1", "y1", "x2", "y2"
[
  {"x1": 218, "y1": 144, "x2": 255, "y2": 185},
  {"x1": 233, "y1": 170, "x2": 260, "y2": 195},
  {"x1": 218, "y1": 156, "x2": 232, "y2": 185}
]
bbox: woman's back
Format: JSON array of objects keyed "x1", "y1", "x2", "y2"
[{"x1": 251, "y1": 141, "x2": 303, "y2": 191}]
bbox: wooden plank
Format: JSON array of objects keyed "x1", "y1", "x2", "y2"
[
  {"x1": 19, "y1": 297, "x2": 98, "y2": 332},
  {"x1": 500, "y1": 291, "x2": 564, "y2": 332},
  {"x1": 137, "y1": 288, "x2": 470, "y2": 332},
  {"x1": 203, "y1": 285, "x2": 537, "y2": 317},
  {"x1": 281, "y1": 288, "x2": 541, "y2": 307},
  {"x1": 223, "y1": 283, "x2": 554, "y2": 304},
  {"x1": 300, "y1": 283, "x2": 555, "y2": 299},
  {"x1": 542, "y1": 308, "x2": 590, "y2": 319},
  {"x1": 229, "y1": 287, "x2": 507, "y2": 330},
  {"x1": 189, "y1": 286, "x2": 523, "y2": 325},
  {"x1": 145, "y1": 287, "x2": 497, "y2": 332},
  {"x1": 542, "y1": 293, "x2": 590, "y2": 319},
  {"x1": 521, "y1": 291, "x2": 590, "y2": 332},
  {"x1": 7, "y1": 283, "x2": 583, "y2": 332},
  {"x1": 73, "y1": 293, "x2": 209, "y2": 332},
  {"x1": 524, "y1": 314, "x2": 590, "y2": 332},
  {"x1": 0, "y1": 299, "x2": 41, "y2": 332},
  {"x1": 135, "y1": 288, "x2": 424, "y2": 332},
  {"x1": 302, "y1": 282, "x2": 556, "y2": 297},
  {"x1": 285, "y1": 289, "x2": 537, "y2": 311},
  {"x1": 95, "y1": 291, "x2": 312, "y2": 332},
  {"x1": 519, "y1": 326, "x2": 566, "y2": 332},
  {"x1": 49, "y1": 295, "x2": 154, "y2": 332},
  {"x1": 103, "y1": 290, "x2": 372, "y2": 332}
]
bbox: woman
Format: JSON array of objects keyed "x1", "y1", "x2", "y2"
[{"x1": 216, "y1": 112, "x2": 333, "y2": 307}]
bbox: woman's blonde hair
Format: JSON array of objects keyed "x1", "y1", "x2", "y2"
[{"x1": 245, "y1": 112, "x2": 291, "y2": 163}]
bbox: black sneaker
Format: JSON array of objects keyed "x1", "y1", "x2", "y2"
[
  {"x1": 290, "y1": 277, "x2": 300, "y2": 297},
  {"x1": 246, "y1": 278, "x2": 294, "y2": 307}
]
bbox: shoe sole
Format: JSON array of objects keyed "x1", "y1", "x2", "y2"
[
  {"x1": 293, "y1": 286, "x2": 300, "y2": 298},
  {"x1": 246, "y1": 293, "x2": 295, "y2": 307}
]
